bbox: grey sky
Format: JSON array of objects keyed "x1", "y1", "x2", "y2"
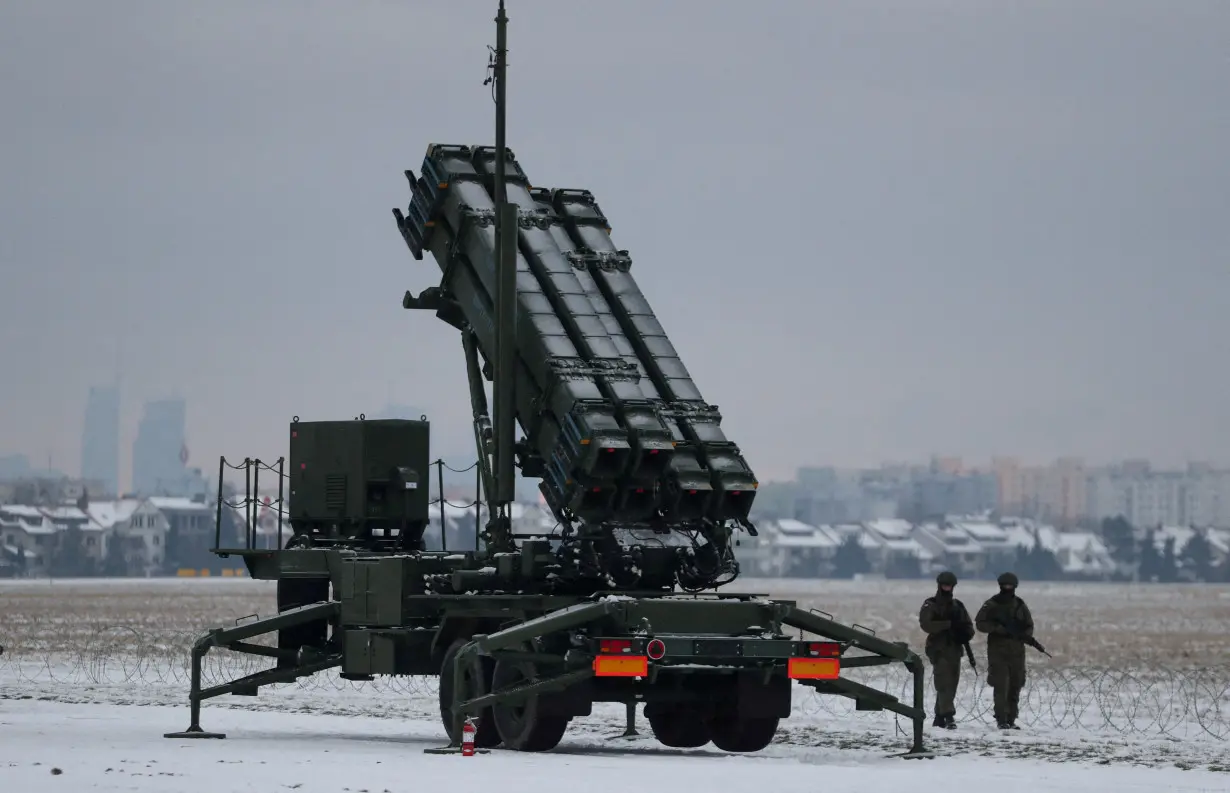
[{"x1": 1, "y1": 0, "x2": 1227, "y2": 487}]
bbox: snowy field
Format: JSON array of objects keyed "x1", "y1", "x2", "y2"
[
  {"x1": 2, "y1": 576, "x2": 1228, "y2": 789},
  {"x1": 3, "y1": 700, "x2": 1228, "y2": 793}
]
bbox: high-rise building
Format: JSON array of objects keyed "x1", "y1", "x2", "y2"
[
  {"x1": 131, "y1": 397, "x2": 187, "y2": 496},
  {"x1": 81, "y1": 385, "x2": 120, "y2": 496}
]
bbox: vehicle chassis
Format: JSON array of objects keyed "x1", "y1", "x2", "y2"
[{"x1": 163, "y1": 546, "x2": 932, "y2": 758}]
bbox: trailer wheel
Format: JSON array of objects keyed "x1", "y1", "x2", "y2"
[
  {"x1": 708, "y1": 713, "x2": 779, "y2": 753},
  {"x1": 439, "y1": 638, "x2": 500, "y2": 748},
  {"x1": 489, "y1": 649, "x2": 569, "y2": 752},
  {"x1": 646, "y1": 704, "x2": 711, "y2": 748}
]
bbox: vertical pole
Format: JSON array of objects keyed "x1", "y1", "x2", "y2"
[
  {"x1": 214, "y1": 456, "x2": 224, "y2": 549},
  {"x1": 277, "y1": 456, "x2": 285, "y2": 550},
  {"x1": 492, "y1": 0, "x2": 517, "y2": 510},
  {"x1": 438, "y1": 459, "x2": 447, "y2": 552},
  {"x1": 251, "y1": 461, "x2": 261, "y2": 550},
  {"x1": 244, "y1": 460, "x2": 252, "y2": 551},
  {"x1": 911, "y1": 659, "x2": 926, "y2": 754}
]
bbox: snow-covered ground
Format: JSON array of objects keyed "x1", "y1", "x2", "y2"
[
  {"x1": 2, "y1": 654, "x2": 1228, "y2": 775},
  {"x1": 2, "y1": 577, "x2": 1228, "y2": 787},
  {"x1": 2, "y1": 699, "x2": 1227, "y2": 793}
]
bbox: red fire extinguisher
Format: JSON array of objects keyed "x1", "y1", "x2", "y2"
[{"x1": 461, "y1": 717, "x2": 476, "y2": 756}]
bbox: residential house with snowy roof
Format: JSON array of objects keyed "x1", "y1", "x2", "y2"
[
  {"x1": 0, "y1": 505, "x2": 55, "y2": 576},
  {"x1": 148, "y1": 495, "x2": 219, "y2": 568},
  {"x1": 912, "y1": 521, "x2": 987, "y2": 578},
  {"x1": 1040, "y1": 529, "x2": 1116, "y2": 578},
  {"x1": 949, "y1": 518, "x2": 1018, "y2": 571},
  {"x1": 860, "y1": 519, "x2": 933, "y2": 577},
  {"x1": 754, "y1": 518, "x2": 844, "y2": 577},
  {"x1": 826, "y1": 522, "x2": 889, "y2": 575},
  {"x1": 84, "y1": 497, "x2": 167, "y2": 576}
]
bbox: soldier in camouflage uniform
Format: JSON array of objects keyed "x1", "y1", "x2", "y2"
[
  {"x1": 918, "y1": 570, "x2": 974, "y2": 729},
  {"x1": 975, "y1": 572, "x2": 1034, "y2": 729}
]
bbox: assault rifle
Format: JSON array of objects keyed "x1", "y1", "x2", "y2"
[
  {"x1": 954, "y1": 607, "x2": 974, "y2": 668},
  {"x1": 1019, "y1": 635, "x2": 1052, "y2": 658},
  {"x1": 962, "y1": 641, "x2": 976, "y2": 670},
  {"x1": 995, "y1": 617, "x2": 1053, "y2": 658}
]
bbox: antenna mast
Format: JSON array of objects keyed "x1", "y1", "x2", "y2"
[{"x1": 491, "y1": 1, "x2": 518, "y2": 525}]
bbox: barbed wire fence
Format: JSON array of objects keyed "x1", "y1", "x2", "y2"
[{"x1": 2, "y1": 624, "x2": 1226, "y2": 742}]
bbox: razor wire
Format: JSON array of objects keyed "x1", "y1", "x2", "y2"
[{"x1": 1, "y1": 624, "x2": 1226, "y2": 742}]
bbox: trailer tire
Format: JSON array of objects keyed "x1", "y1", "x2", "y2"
[
  {"x1": 646, "y1": 705, "x2": 711, "y2": 748},
  {"x1": 708, "y1": 714, "x2": 779, "y2": 753},
  {"x1": 439, "y1": 638, "x2": 501, "y2": 748},
  {"x1": 489, "y1": 650, "x2": 569, "y2": 752}
]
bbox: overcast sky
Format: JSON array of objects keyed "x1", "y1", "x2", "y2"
[{"x1": 1, "y1": 0, "x2": 1227, "y2": 487}]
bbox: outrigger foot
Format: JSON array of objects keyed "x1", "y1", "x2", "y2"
[
  {"x1": 164, "y1": 725, "x2": 226, "y2": 740},
  {"x1": 891, "y1": 749, "x2": 936, "y2": 759},
  {"x1": 888, "y1": 740, "x2": 935, "y2": 759},
  {"x1": 606, "y1": 702, "x2": 640, "y2": 740}
]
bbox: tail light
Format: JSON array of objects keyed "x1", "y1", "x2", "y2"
[
  {"x1": 600, "y1": 639, "x2": 633, "y2": 654},
  {"x1": 806, "y1": 642, "x2": 841, "y2": 658}
]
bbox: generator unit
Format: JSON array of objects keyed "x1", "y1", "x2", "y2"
[{"x1": 287, "y1": 417, "x2": 431, "y2": 550}]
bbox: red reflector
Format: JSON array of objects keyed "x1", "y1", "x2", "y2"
[
  {"x1": 646, "y1": 638, "x2": 666, "y2": 660},
  {"x1": 636, "y1": 488, "x2": 644, "y2": 493},
  {"x1": 606, "y1": 448, "x2": 615, "y2": 453},
  {"x1": 600, "y1": 639, "x2": 633, "y2": 654},
  {"x1": 807, "y1": 642, "x2": 842, "y2": 658},
  {"x1": 731, "y1": 490, "x2": 741, "y2": 495},
  {"x1": 788, "y1": 657, "x2": 840, "y2": 680},
  {"x1": 688, "y1": 489, "x2": 697, "y2": 494},
  {"x1": 593, "y1": 656, "x2": 647, "y2": 677},
  {"x1": 649, "y1": 449, "x2": 658, "y2": 454},
  {"x1": 592, "y1": 487, "x2": 601, "y2": 492}
]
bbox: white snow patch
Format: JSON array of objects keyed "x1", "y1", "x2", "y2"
[{"x1": 0, "y1": 700, "x2": 1225, "y2": 792}]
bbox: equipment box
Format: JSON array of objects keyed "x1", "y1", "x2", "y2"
[
  {"x1": 289, "y1": 418, "x2": 430, "y2": 525},
  {"x1": 339, "y1": 556, "x2": 418, "y2": 626}
]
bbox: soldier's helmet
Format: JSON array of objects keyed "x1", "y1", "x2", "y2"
[
  {"x1": 997, "y1": 572, "x2": 1019, "y2": 588},
  {"x1": 936, "y1": 571, "x2": 957, "y2": 587}
]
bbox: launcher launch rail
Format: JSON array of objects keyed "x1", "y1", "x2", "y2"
[{"x1": 394, "y1": 144, "x2": 759, "y2": 591}]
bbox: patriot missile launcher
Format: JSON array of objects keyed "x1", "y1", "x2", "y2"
[{"x1": 162, "y1": 1, "x2": 932, "y2": 760}]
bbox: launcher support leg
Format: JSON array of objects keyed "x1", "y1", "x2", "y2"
[
  {"x1": 609, "y1": 701, "x2": 639, "y2": 739},
  {"x1": 164, "y1": 643, "x2": 225, "y2": 739},
  {"x1": 163, "y1": 602, "x2": 340, "y2": 741},
  {"x1": 887, "y1": 655, "x2": 933, "y2": 759}
]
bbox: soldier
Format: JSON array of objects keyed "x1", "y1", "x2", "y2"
[
  {"x1": 918, "y1": 570, "x2": 974, "y2": 729},
  {"x1": 975, "y1": 572, "x2": 1034, "y2": 729}
]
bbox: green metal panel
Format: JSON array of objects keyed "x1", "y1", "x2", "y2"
[
  {"x1": 606, "y1": 597, "x2": 790, "y2": 636},
  {"x1": 288, "y1": 418, "x2": 430, "y2": 526},
  {"x1": 369, "y1": 557, "x2": 409, "y2": 626},
  {"x1": 342, "y1": 629, "x2": 373, "y2": 675},
  {"x1": 341, "y1": 629, "x2": 397, "y2": 675},
  {"x1": 339, "y1": 556, "x2": 425, "y2": 627}
]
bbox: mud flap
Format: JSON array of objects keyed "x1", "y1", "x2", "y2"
[{"x1": 736, "y1": 671, "x2": 792, "y2": 719}]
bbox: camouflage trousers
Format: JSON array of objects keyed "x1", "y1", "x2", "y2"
[
  {"x1": 986, "y1": 651, "x2": 1026, "y2": 724},
  {"x1": 928, "y1": 650, "x2": 962, "y2": 718}
]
